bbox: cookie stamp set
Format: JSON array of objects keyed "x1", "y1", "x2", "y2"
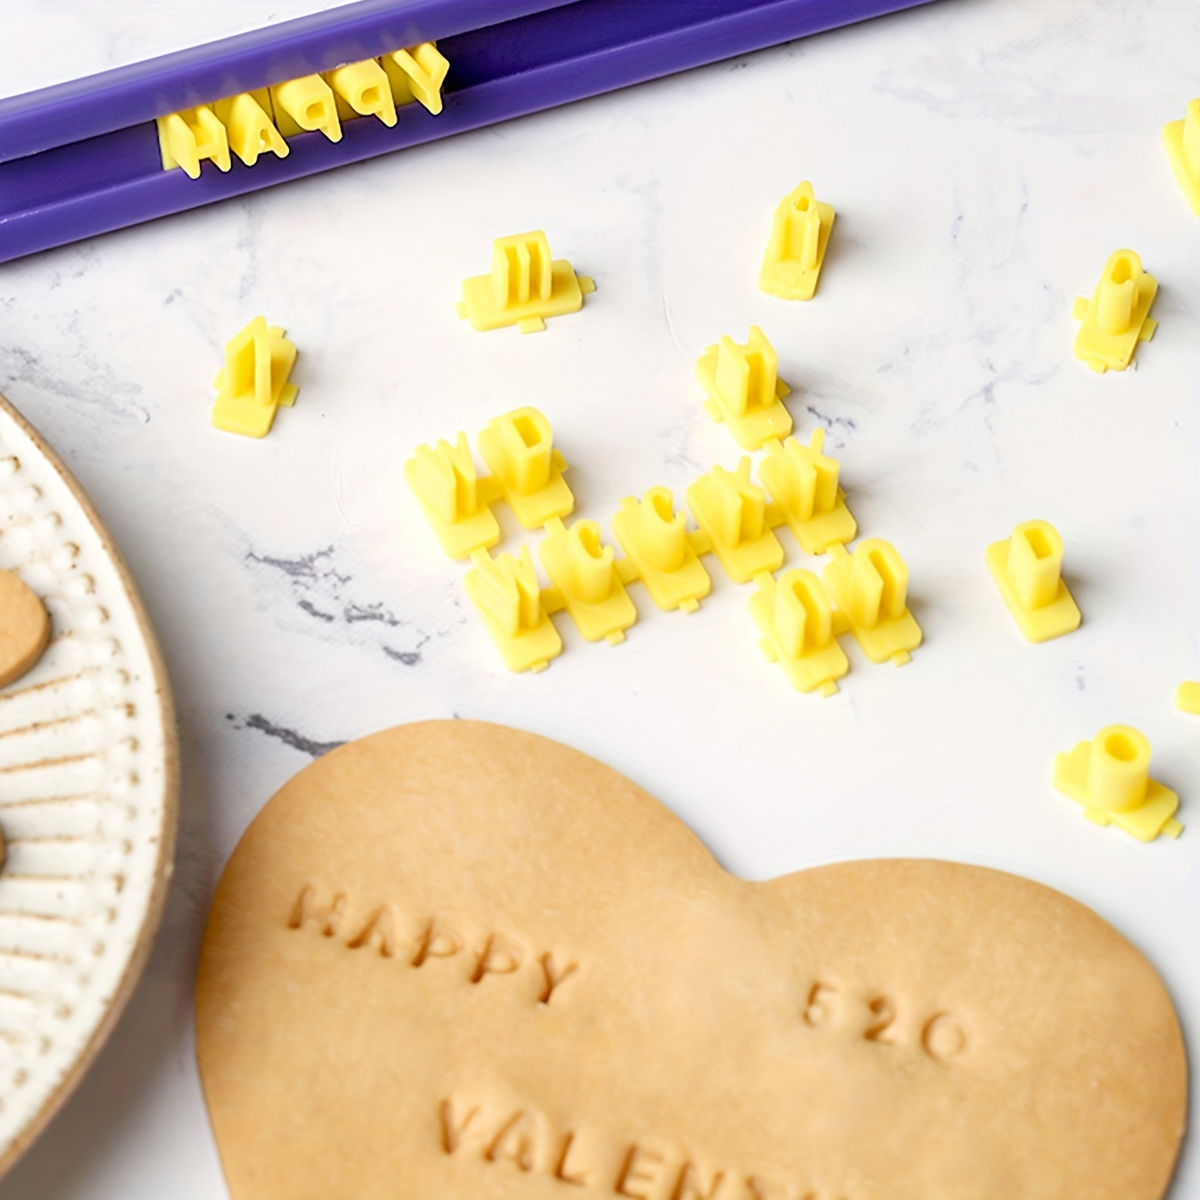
[{"x1": 0, "y1": 1, "x2": 1195, "y2": 1198}]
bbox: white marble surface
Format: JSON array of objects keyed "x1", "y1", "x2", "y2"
[{"x1": 1, "y1": 0, "x2": 1199, "y2": 1195}]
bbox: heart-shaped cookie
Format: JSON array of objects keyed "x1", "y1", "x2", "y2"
[
  {"x1": 0, "y1": 567, "x2": 49, "y2": 689},
  {"x1": 197, "y1": 721, "x2": 1186, "y2": 1200}
]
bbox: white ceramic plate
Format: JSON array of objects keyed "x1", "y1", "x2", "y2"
[{"x1": 0, "y1": 395, "x2": 177, "y2": 1173}]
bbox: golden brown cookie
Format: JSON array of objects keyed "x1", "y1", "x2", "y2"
[
  {"x1": 196, "y1": 721, "x2": 1186, "y2": 1200},
  {"x1": 0, "y1": 568, "x2": 49, "y2": 688}
]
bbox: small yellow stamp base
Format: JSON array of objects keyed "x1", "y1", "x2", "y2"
[
  {"x1": 1071, "y1": 250, "x2": 1157, "y2": 373},
  {"x1": 823, "y1": 541, "x2": 921, "y2": 666},
  {"x1": 611, "y1": 490, "x2": 711, "y2": 614},
  {"x1": 750, "y1": 570, "x2": 848, "y2": 696},
  {"x1": 465, "y1": 547, "x2": 561, "y2": 673},
  {"x1": 1176, "y1": 681, "x2": 1200, "y2": 715},
  {"x1": 212, "y1": 317, "x2": 299, "y2": 439},
  {"x1": 696, "y1": 326, "x2": 792, "y2": 451},
  {"x1": 758, "y1": 181, "x2": 835, "y2": 301},
  {"x1": 1162, "y1": 100, "x2": 1200, "y2": 216},
  {"x1": 476, "y1": 409, "x2": 574, "y2": 529},
  {"x1": 404, "y1": 434, "x2": 503, "y2": 560},
  {"x1": 685, "y1": 462, "x2": 784, "y2": 585},
  {"x1": 758, "y1": 431, "x2": 856, "y2": 555},
  {"x1": 458, "y1": 261, "x2": 594, "y2": 333},
  {"x1": 457, "y1": 232, "x2": 594, "y2": 334},
  {"x1": 1054, "y1": 738, "x2": 1182, "y2": 842},
  {"x1": 986, "y1": 526, "x2": 1081, "y2": 644},
  {"x1": 539, "y1": 519, "x2": 637, "y2": 645}
]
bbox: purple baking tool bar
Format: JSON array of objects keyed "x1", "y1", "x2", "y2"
[{"x1": 0, "y1": 0, "x2": 933, "y2": 264}]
